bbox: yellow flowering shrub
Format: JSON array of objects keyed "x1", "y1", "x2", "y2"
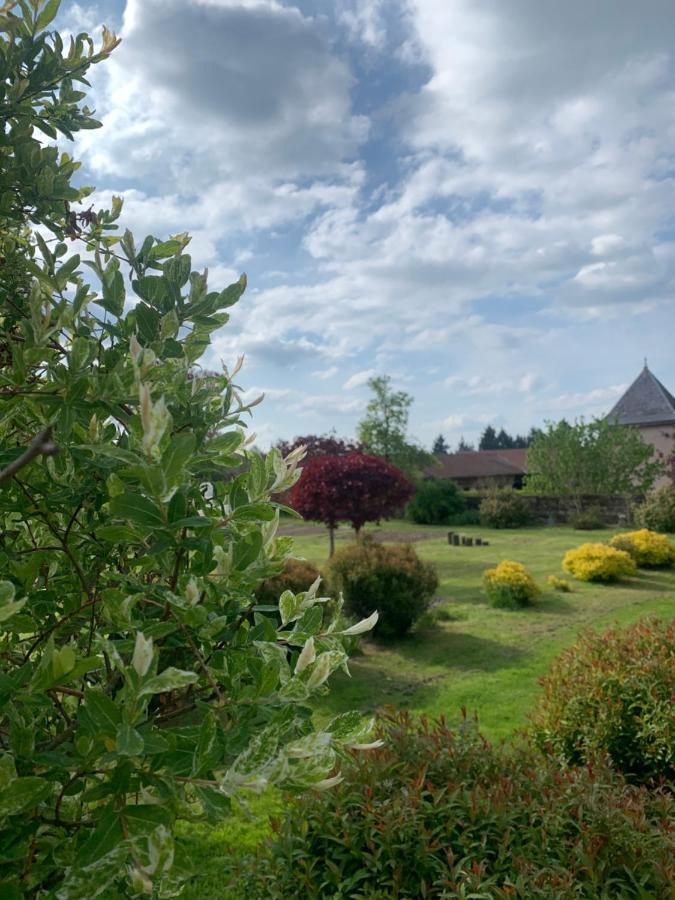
[
  {"x1": 547, "y1": 575, "x2": 572, "y2": 592},
  {"x1": 609, "y1": 529, "x2": 675, "y2": 568},
  {"x1": 563, "y1": 543, "x2": 636, "y2": 583},
  {"x1": 483, "y1": 560, "x2": 540, "y2": 609}
]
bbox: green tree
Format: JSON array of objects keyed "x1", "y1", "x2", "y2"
[
  {"x1": 0, "y1": 4, "x2": 376, "y2": 896},
  {"x1": 432, "y1": 434, "x2": 448, "y2": 454},
  {"x1": 357, "y1": 376, "x2": 432, "y2": 476},
  {"x1": 526, "y1": 418, "x2": 664, "y2": 510},
  {"x1": 478, "y1": 425, "x2": 499, "y2": 450}
]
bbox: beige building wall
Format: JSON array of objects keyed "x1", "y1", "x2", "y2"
[{"x1": 639, "y1": 424, "x2": 675, "y2": 487}]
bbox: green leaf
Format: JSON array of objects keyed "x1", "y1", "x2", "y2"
[
  {"x1": 79, "y1": 808, "x2": 124, "y2": 867},
  {"x1": 162, "y1": 433, "x2": 196, "y2": 487},
  {"x1": 115, "y1": 723, "x2": 144, "y2": 757},
  {"x1": 0, "y1": 777, "x2": 50, "y2": 819},
  {"x1": 0, "y1": 582, "x2": 26, "y2": 624},
  {"x1": 83, "y1": 689, "x2": 121, "y2": 738},
  {"x1": 36, "y1": 0, "x2": 61, "y2": 30},
  {"x1": 109, "y1": 493, "x2": 164, "y2": 527},
  {"x1": 96, "y1": 525, "x2": 143, "y2": 544},
  {"x1": 101, "y1": 269, "x2": 125, "y2": 316},
  {"x1": 232, "y1": 502, "x2": 277, "y2": 522},
  {"x1": 192, "y1": 712, "x2": 218, "y2": 776},
  {"x1": 233, "y1": 531, "x2": 263, "y2": 571},
  {"x1": 138, "y1": 667, "x2": 198, "y2": 697},
  {"x1": 0, "y1": 754, "x2": 17, "y2": 791},
  {"x1": 279, "y1": 590, "x2": 302, "y2": 627}
]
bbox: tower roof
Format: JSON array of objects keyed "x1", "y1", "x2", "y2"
[{"x1": 607, "y1": 365, "x2": 675, "y2": 427}]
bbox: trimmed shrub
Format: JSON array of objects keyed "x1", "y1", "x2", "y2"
[
  {"x1": 406, "y1": 478, "x2": 466, "y2": 525},
  {"x1": 255, "y1": 558, "x2": 321, "y2": 606},
  {"x1": 569, "y1": 505, "x2": 606, "y2": 530},
  {"x1": 479, "y1": 489, "x2": 531, "y2": 528},
  {"x1": 634, "y1": 483, "x2": 675, "y2": 533},
  {"x1": 326, "y1": 538, "x2": 438, "y2": 638},
  {"x1": 483, "y1": 560, "x2": 540, "y2": 609},
  {"x1": 531, "y1": 618, "x2": 675, "y2": 784},
  {"x1": 446, "y1": 508, "x2": 481, "y2": 526},
  {"x1": 562, "y1": 542, "x2": 636, "y2": 582},
  {"x1": 243, "y1": 711, "x2": 675, "y2": 898},
  {"x1": 547, "y1": 574, "x2": 572, "y2": 592},
  {"x1": 609, "y1": 528, "x2": 675, "y2": 568}
]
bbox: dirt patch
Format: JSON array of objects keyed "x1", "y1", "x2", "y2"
[{"x1": 278, "y1": 524, "x2": 441, "y2": 544}]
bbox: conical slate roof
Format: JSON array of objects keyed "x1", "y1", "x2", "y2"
[{"x1": 607, "y1": 365, "x2": 675, "y2": 426}]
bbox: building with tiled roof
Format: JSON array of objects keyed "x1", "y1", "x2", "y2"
[
  {"x1": 428, "y1": 448, "x2": 528, "y2": 490},
  {"x1": 607, "y1": 364, "x2": 675, "y2": 486}
]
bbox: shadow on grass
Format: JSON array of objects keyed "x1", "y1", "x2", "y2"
[
  {"x1": 534, "y1": 593, "x2": 575, "y2": 615},
  {"x1": 392, "y1": 628, "x2": 525, "y2": 672}
]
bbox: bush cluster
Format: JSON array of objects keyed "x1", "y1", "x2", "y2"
[
  {"x1": 562, "y1": 542, "x2": 636, "y2": 582},
  {"x1": 244, "y1": 710, "x2": 675, "y2": 899},
  {"x1": 255, "y1": 558, "x2": 321, "y2": 606},
  {"x1": 406, "y1": 478, "x2": 466, "y2": 525},
  {"x1": 634, "y1": 484, "x2": 675, "y2": 533},
  {"x1": 569, "y1": 505, "x2": 606, "y2": 530},
  {"x1": 446, "y1": 508, "x2": 481, "y2": 526},
  {"x1": 479, "y1": 489, "x2": 531, "y2": 528},
  {"x1": 482, "y1": 560, "x2": 540, "y2": 609},
  {"x1": 547, "y1": 574, "x2": 572, "y2": 592},
  {"x1": 609, "y1": 528, "x2": 675, "y2": 568},
  {"x1": 531, "y1": 618, "x2": 675, "y2": 785},
  {"x1": 326, "y1": 538, "x2": 438, "y2": 638}
]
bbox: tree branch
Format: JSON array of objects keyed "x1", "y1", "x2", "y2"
[{"x1": 0, "y1": 425, "x2": 58, "y2": 485}]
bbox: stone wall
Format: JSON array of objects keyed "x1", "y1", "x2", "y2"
[{"x1": 464, "y1": 493, "x2": 634, "y2": 525}]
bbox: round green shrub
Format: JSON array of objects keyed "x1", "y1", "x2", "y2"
[
  {"x1": 531, "y1": 617, "x2": 675, "y2": 784},
  {"x1": 255, "y1": 557, "x2": 320, "y2": 606},
  {"x1": 241, "y1": 710, "x2": 675, "y2": 899},
  {"x1": 634, "y1": 484, "x2": 675, "y2": 533},
  {"x1": 325, "y1": 538, "x2": 438, "y2": 638},
  {"x1": 406, "y1": 478, "x2": 466, "y2": 525},
  {"x1": 569, "y1": 505, "x2": 606, "y2": 530},
  {"x1": 479, "y1": 489, "x2": 531, "y2": 528}
]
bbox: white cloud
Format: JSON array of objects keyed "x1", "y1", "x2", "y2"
[{"x1": 343, "y1": 369, "x2": 377, "y2": 389}]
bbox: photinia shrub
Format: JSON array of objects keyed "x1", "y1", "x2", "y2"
[
  {"x1": 482, "y1": 560, "x2": 540, "y2": 609},
  {"x1": 241, "y1": 710, "x2": 675, "y2": 898},
  {"x1": 0, "y1": 4, "x2": 377, "y2": 896},
  {"x1": 406, "y1": 478, "x2": 466, "y2": 525},
  {"x1": 562, "y1": 542, "x2": 636, "y2": 582},
  {"x1": 609, "y1": 528, "x2": 675, "y2": 568},
  {"x1": 531, "y1": 618, "x2": 675, "y2": 784}
]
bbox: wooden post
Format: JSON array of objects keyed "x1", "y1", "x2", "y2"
[
  {"x1": 482, "y1": 539, "x2": 489, "y2": 546},
  {"x1": 452, "y1": 534, "x2": 460, "y2": 546},
  {"x1": 475, "y1": 537, "x2": 482, "y2": 546},
  {"x1": 447, "y1": 531, "x2": 454, "y2": 544}
]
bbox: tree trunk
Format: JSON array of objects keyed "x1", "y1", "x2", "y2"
[{"x1": 329, "y1": 525, "x2": 335, "y2": 558}]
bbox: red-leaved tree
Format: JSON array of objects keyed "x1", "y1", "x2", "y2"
[{"x1": 288, "y1": 451, "x2": 414, "y2": 555}]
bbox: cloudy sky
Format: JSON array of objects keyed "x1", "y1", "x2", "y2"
[{"x1": 61, "y1": 0, "x2": 675, "y2": 448}]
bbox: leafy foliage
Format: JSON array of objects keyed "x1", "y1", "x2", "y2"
[
  {"x1": 527, "y1": 417, "x2": 664, "y2": 506},
  {"x1": 478, "y1": 488, "x2": 531, "y2": 528},
  {"x1": 483, "y1": 560, "x2": 540, "y2": 609},
  {"x1": 357, "y1": 375, "x2": 432, "y2": 476},
  {"x1": 287, "y1": 451, "x2": 413, "y2": 553},
  {"x1": 609, "y1": 529, "x2": 675, "y2": 568},
  {"x1": 0, "y1": 5, "x2": 375, "y2": 896},
  {"x1": 562, "y1": 542, "x2": 637, "y2": 582},
  {"x1": 531, "y1": 618, "x2": 675, "y2": 784},
  {"x1": 431, "y1": 433, "x2": 448, "y2": 453},
  {"x1": 326, "y1": 538, "x2": 438, "y2": 638},
  {"x1": 275, "y1": 433, "x2": 359, "y2": 460},
  {"x1": 546, "y1": 575, "x2": 572, "y2": 592},
  {"x1": 406, "y1": 478, "x2": 466, "y2": 525},
  {"x1": 569, "y1": 505, "x2": 606, "y2": 530},
  {"x1": 243, "y1": 710, "x2": 675, "y2": 898},
  {"x1": 255, "y1": 558, "x2": 321, "y2": 606},
  {"x1": 634, "y1": 483, "x2": 675, "y2": 533}
]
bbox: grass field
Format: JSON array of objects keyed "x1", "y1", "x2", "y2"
[{"x1": 180, "y1": 520, "x2": 675, "y2": 898}]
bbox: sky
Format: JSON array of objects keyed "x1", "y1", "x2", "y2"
[{"x1": 59, "y1": 0, "x2": 675, "y2": 449}]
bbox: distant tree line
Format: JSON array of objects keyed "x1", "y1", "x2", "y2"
[{"x1": 432, "y1": 425, "x2": 539, "y2": 454}]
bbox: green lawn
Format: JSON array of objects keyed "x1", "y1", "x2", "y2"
[{"x1": 180, "y1": 521, "x2": 675, "y2": 898}]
